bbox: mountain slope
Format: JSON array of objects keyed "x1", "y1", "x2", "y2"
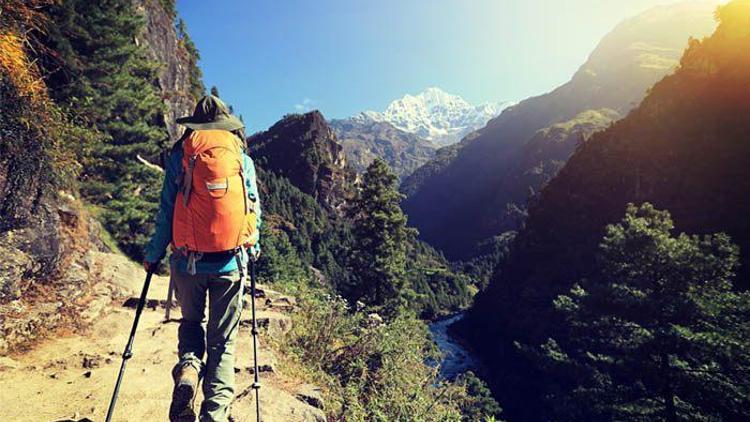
[
  {"x1": 330, "y1": 118, "x2": 437, "y2": 179},
  {"x1": 403, "y1": 1, "x2": 718, "y2": 259},
  {"x1": 518, "y1": 108, "x2": 621, "y2": 194},
  {"x1": 356, "y1": 87, "x2": 510, "y2": 146},
  {"x1": 459, "y1": 2, "x2": 750, "y2": 418},
  {"x1": 1, "y1": 0, "x2": 199, "y2": 353},
  {"x1": 249, "y1": 111, "x2": 357, "y2": 215}
]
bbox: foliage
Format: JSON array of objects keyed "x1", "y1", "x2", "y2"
[
  {"x1": 525, "y1": 203, "x2": 750, "y2": 421},
  {"x1": 283, "y1": 289, "x2": 467, "y2": 421},
  {"x1": 0, "y1": 11, "x2": 88, "y2": 231},
  {"x1": 455, "y1": 232, "x2": 515, "y2": 291},
  {"x1": 254, "y1": 168, "x2": 353, "y2": 289},
  {"x1": 0, "y1": 0, "x2": 49, "y2": 38},
  {"x1": 454, "y1": 371, "x2": 504, "y2": 422},
  {"x1": 257, "y1": 161, "x2": 474, "y2": 319},
  {"x1": 40, "y1": 0, "x2": 168, "y2": 259},
  {"x1": 345, "y1": 158, "x2": 415, "y2": 317},
  {"x1": 407, "y1": 239, "x2": 473, "y2": 319},
  {"x1": 254, "y1": 224, "x2": 310, "y2": 291}
]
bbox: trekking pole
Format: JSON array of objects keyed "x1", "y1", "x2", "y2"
[
  {"x1": 105, "y1": 269, "x2": 154, "y2": 422},
  {"x1": 164, "y1": 275, "x2": 175, "y2": 321},
  {"x1": 249, "y1": 257, "x2": 262, "y2": 422}
]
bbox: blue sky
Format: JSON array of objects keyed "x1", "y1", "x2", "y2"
[{"x1": 177, "y1": 0, "x2": 699, "y2": 131}]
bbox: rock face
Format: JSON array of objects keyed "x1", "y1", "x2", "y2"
[
  {"x1": 331, "y1": 118, "x2": 437, "y2": 179},
  {"x1": 249, "y1": 111, "x2": 357, "y2": 214},
  {"x1": 460, "y1": 5, "x2": 750, "y2": 418},
  {"x1": 0, "y1": 195, "x2": 118, "y2": 354},
  {"x1": 402, "y1": 2, "x2": 718, "y2": 259},
  {"x1": 133, "y1": 0, "x2": 198, "y2": 141}
]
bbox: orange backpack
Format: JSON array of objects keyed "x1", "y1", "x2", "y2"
[{"x1": 172, "y1": 130, "x2": 257, "y2": 253}]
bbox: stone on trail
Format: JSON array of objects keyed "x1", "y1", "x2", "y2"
[
  {"x1": 294, "y1": 384, "x2": 325, "y2": 410},
  {"x1": 53, "y1": 419, "x2": 93, "y2": 422},
  {"x1": 231, "y1": 382, "x2": 326, "y2": 422},
  {"x1": 264, "y1": 296, "x2": 297, "y2": 312},
  {"x1": 241, "y1": 311, "x2": 292, "y2": 337},
  {"x1": 0, "y1": 356, "x2": 20, "y2": 371},
  {"x1": 235, "y1": 337, "x2": 278, "y2": 374},
  {"x1": 80, "y1": 353, "x2": 102, "y2": 369}
]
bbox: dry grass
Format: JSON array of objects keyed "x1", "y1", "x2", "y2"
[{"x1": 0, "y1": 33, "x2": 46, "y2": 101}]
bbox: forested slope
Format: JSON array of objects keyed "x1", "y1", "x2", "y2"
[{"x1": 460, "y1": 2, "x2": 750, "y2": 419}]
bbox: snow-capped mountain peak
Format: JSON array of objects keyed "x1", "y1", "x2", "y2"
[{"x1": 353, "y1": 87, "x2": 513, "y2": 146}]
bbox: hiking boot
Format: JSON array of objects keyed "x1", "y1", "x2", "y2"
[{"x1": 169, "y1": 364, "x2": 200, "y2": 422}]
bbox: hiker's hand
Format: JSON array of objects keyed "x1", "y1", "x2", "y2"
[
  {"x1": 249, "y1": 248, "x2": 261, "y2": 261},
  {"x1": 143, "y1": 261, "x2": 156, "y2": 273}
]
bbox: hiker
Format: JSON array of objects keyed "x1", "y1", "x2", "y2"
[{"x1": 143, "y1": 95, "x2": 262, "y2": 422}]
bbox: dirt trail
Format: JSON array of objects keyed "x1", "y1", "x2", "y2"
[{"x1": 0, "y1": 253, "x2": 324, "y2": 422}]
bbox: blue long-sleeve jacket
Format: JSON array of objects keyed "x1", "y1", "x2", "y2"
[{"x1": 143, "y1": 142, "x2": 262, "y2": 274}]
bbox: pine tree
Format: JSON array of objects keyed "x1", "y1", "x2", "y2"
[
  {"x1": 41, "y1": 0, "x2": 168, "y2": 258},
  {"x1": 346, "y1": 158, "x2": 415, "y2": 316},
  {"x1": 456, "y1": 371, "x2": 504, "y2": 422},
  {"x1": 255, "y1": 225, "x2": 309, "y2": 287},
  {"x1": 529, "y1": 203, "x2": 750, "y2": 421}
]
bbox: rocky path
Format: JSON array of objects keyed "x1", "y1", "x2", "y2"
[{"x1": 0, "y1": 253, "x2": 324, "y2": 422}]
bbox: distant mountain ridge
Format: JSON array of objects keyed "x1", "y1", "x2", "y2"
[
  {"x1": 330, "y1": 118, "x2": 437, "y2": 179},
  {"x1": 402, "y1": 1, "x2": 718, "y2": 259},
  {"x1": 354, "y1": 87, "x2": 512, "y2": 146}
]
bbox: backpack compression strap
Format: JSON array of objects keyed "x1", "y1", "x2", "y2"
[{"x1": 182, "y1": 154, "x2": 197, "y2": 207}]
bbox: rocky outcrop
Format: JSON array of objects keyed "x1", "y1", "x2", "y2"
[
  {"x1": 0, "y1": 193, "x2": 123, "y2": 354},
  {"x1": 249, "y1": 111, "x2": 357, "y2": 215},
  {"x1": 133, "y1": 0, "x2": 199, "y2": 142}
]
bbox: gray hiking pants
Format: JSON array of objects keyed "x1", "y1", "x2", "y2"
[{"x1": 172, "y1": 266, "x2": 244, "y2": 422}]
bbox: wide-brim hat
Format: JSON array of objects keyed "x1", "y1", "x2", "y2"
[{"x1": 176, "y1": 95, "x2": 245, "y2": 131}]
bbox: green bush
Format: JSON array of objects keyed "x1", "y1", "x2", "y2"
[{"x1": 284, "y1": 288, "x2": 467, "y2": 421}]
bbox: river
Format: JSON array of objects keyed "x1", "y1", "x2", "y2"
[{"x1": 429, "y1": 312, "x2": 481, "y2": 379}]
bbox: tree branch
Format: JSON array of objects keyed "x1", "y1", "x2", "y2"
[{"x1": 137, "y1": 154, "x2": 163, "y2": 173}]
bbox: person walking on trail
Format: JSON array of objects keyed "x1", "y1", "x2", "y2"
[{"x1": 142, "y1": 95, "x2": 262, "y2": 422}]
